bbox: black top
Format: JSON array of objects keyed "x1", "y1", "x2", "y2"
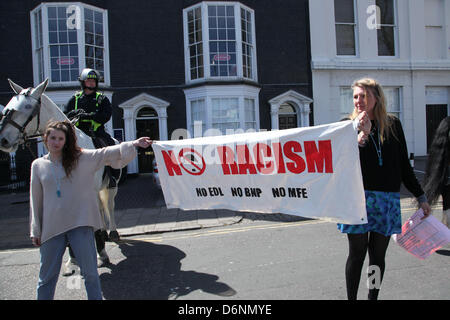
[
  {"x1": 64, "y1": 92, "x2": 112, "y2": 135},
  {"x1": 359, "y1": 117, "x2": 423, "y2": 197}
]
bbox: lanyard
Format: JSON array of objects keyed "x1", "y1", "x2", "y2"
[
  {"x1": 50, "y1": 161, "x2": 62, "y2": 198},
  {"x1": 369, "y1": 127, "x2": 383, "y2": 167}
]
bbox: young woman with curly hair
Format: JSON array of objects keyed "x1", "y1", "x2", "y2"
[{"x1": 30, "y1": 120, "x2": 153, "y2": 299}]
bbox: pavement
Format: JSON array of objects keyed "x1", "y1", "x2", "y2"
[{"x1": 0, "y1": 156, "x2": 438, "y2": 251}]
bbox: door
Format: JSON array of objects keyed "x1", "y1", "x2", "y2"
[
  {"x1": 279, "y1": 115, "x2": 297, "y2": 129},
  {"x1": 278, "y1": 102, "x2": 298, "y2": 129},
  {"x1": 426, "y1": 104, "x2": 448, "y2": 153},
  {"x1": 136, "y1": 118, "x2": 159, "y2": 173}
]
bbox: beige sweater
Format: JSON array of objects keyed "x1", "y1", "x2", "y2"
[{"x1": 30, "y1": 141, "x2": 137, "y2": 243}]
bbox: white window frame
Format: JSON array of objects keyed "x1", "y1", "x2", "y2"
[
  {"x1": 334, "y1": 0, "x2": 359, "y2": 57},
  {"x1": 30, "y1": 2, "x2": 110, "y2": 87},
  {"x1": 183, "y1": 1, "x2": 258, "y2": 84},
  {"x1": 184, "y1": 85, "x2": 261, "y2": 136},
  {"x1": 375, "y1": 0, "x2": 398, "y2": 57}
]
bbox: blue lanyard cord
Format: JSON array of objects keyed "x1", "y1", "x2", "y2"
[{"x1": 50, "y1": 161, "x2": 62, "y2": 198}]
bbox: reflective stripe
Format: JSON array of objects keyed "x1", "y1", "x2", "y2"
[{"x1": 74, "y1": 92, "x2": 103, "y2": 131}]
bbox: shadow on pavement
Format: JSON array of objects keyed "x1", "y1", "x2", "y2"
[
  {"x1": 436, "y1": 249, "x2": 450, "y2": 257},
  {"x1": 115, "y1": 174, "x2": 165, "y2": 210},
  {"x1": 99, "y1": 239, "x2": 236, "y2": 300}
]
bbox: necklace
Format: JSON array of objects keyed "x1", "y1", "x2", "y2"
[
  {"x1": 50, "y1": 160, "x2": 62, "y2": 198},
  {"x1": 369, "y1": 127, "x2": 383, "y2": 166}
]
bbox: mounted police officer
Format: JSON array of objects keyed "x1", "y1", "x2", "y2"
[{"x1": 64, "y1": 68, "x2": 119, "y2": 188}]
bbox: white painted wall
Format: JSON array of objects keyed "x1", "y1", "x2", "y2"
[{"x1": 309, "y1": 0, "x2": 450, "y2": 156}]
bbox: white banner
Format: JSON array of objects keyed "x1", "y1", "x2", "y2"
[{"x1": 153, "y1": 120, "x2": 367, "y2": 224}]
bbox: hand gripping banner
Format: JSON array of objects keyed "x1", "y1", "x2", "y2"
[{"x1": 153, "y1": 120, "x2": 367, "y2": 225}]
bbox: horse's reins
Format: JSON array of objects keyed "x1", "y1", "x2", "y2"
[
  {"x1": 0, "y1": 88, "x2": 43, "y2": 143},
  {"x1": 0, "y1": 89, "x2": 43, "y2": 158}
]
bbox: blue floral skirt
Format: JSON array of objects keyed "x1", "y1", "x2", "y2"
[{"x1": 337, "y1": 190, "x2": 401, "y2": 237}]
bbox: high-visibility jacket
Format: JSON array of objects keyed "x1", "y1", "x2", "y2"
[{"x1": 74, "y1": 91, "x2": 103, "y2": 132}]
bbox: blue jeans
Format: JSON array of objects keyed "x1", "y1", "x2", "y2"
[{"x1": 37, "y1": 226, "x2": 102, "y2": 300}]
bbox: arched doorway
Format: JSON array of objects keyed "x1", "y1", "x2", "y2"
[
  {"x1": 119, "y1": 93, "x2": 170, "y2": 174},
  {"x1": 269, "y1": 90, "x2": 313, "y2": 130},
  {"x1": 278, "y1": 102, "x2": 298, "y2": 129},
  {"x1": 136, "y1": 107, "x2": 159, "y2": 173}
]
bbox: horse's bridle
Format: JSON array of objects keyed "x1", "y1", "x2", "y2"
[{"x1": 0, "y1": 89, "x2": 42, "y2": 143}]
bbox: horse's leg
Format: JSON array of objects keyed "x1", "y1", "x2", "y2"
[
  {"x1": 97, "y1": 189, "x2": 111, "y2": 267},
  {"x1": 107, "y1": 186, "x2": 120, "y2": 242},
  {"x1": 63, "y1": 245, "x2": 79, "y2": 276}
]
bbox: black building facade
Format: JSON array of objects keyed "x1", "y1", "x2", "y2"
[{"x1": 0, "y1": 0, "x2": 313, "y2": 187}]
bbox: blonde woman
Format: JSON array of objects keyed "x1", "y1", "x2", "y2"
[
  {"x1": 337, "y1": 78, "x2": 431, "y2": 300},
  {"x1": 30, "y1": 121, "x2": 152, "y2": 299}
]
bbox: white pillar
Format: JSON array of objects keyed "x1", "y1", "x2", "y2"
[
  {"x1": 270, "y1": 103, "x2": 279, "y2": 130},
  {"x1": 301, "y1": 103, "x2": 311, "y2": 127}
]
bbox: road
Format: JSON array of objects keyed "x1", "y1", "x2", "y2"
[{"x1": 0, "y1": 206, "x2": 449, "y2": 301}]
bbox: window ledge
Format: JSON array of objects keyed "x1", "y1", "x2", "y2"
[{"x1": 184, "y1": 78, "x2": 260, "y2": 90}]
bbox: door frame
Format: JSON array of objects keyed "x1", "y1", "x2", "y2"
[
  {"x1": 269, "y1": 90, "x2": 313, "y2": 129},
  {"x1": 119, "y1": 93, "x2": 170, "y2": 174}
]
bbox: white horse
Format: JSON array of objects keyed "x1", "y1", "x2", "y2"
[{"x1": 0, "y1": 78, "x2": 122, "y2": 267}]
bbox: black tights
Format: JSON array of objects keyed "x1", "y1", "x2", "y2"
[{"x1": 345, "y1": 232, "x2": 391, "y2": 300}]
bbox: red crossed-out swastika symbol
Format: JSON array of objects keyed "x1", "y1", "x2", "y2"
[{"x1": 177, "y1": 148, "x2": 206, "y2": 175}]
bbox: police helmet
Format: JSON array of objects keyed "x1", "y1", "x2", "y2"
[{"x1": 78, "y1": 68, "x2": 100, "y2": 90}]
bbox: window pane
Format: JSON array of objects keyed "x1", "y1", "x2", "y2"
[
  {"x1": 376, "y1": 0, "x2": 394, "y2": 24},
  {"x1": 59, "y1": 31, "x2": 68, "y2": 43},
  {"x1": 187, "y1": 7, "x2": 204, "y2": 80},
  {"x1": 334, "y1": 0, "x2": 354, "y2": 23},
  {"x1": 46, "y1": 5, "x2": 80, "y2": 83},
  {"x1": 191, "y1": 99, "x2": 206, "y2": 135},
  {"x1": 217, "y1": 6, "x2": 226, "y2": 16},
  {"x1": 85, "y1": 8, "x2": 94, "y2": 21},
  {"x1": 57, "y1": 6, "x2": 66, "y2": 18},
  {"x1": 377, "y1": 26, "x2": 395, "y2": 56},
  {"x1": 279, "y1": 103, "x2": 296, "y2": 114},
  {"x1": 68, "y1": 30, "x2": 77, "y2": 42},
  {"x1": 48, "y1": 6, "x2": 57, "y2": 18},
  {"x1": 336, "y1": 24, "x2": 355, "y2": 55},
  {"x1": 212, "y1": 98, "x2": 240, "y2": 134},
  {"x1": 84, "y1": 8, "x2": 105, "y2": 79},
  {"x1": 51, "y1": 70, "x2": 60, "y2": 82},
  {"x1": 137, "y1": 107, "x2": 158, "y2": 118},
  {"x1": 49, "y1": 31, "x2": 58, "y2": 43},
  {"x1": 339, "y1": 87, "x2": 353, "y2": 117},
  {"x1": 61, "y1": 70, "x2": 70, "y2": 81},
  {"x1": 49, "y1": 19, "x2": 57, "y2": 31},
  {"x1": 241, "y1": 8, "x2": 254, "y2": 79},
  {"x1": 384, "y1": 88, "x2": 400, "y2": 113},
  {"x1": 245, "y1": 98, "x2": 255, "y2": 121},
  {"x1": 95, "y1": 34, "x2": 104, "y2": 47},
  {"x1": 208, "y1": 5, "x2": 236, "y2": 78},
  {"x1": 94, "y1": 11, "x2": 103, "y2": 23}
]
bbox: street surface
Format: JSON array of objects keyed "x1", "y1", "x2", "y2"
[{"x1": 0, "y1": 204, "x2": 449, "y2": 300}]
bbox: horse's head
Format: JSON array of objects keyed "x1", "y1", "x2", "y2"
[{"x1": 0, "y1": 79, "x2": 48, "y2": 152}]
